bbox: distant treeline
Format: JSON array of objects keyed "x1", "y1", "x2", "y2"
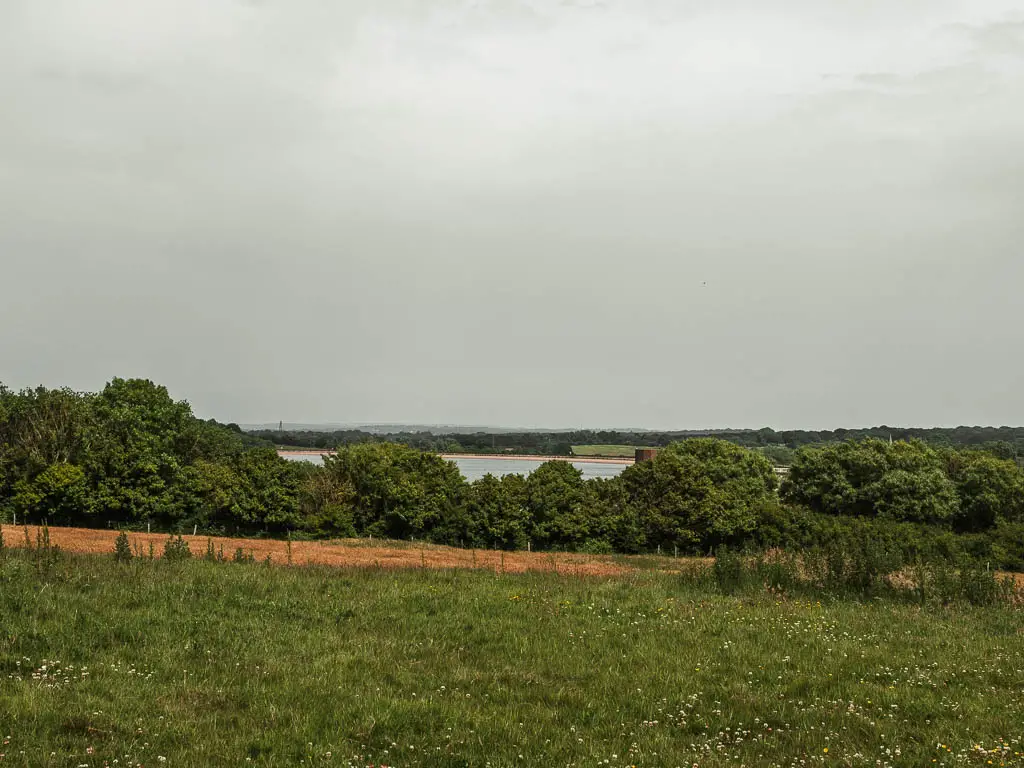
[
  {"x1": 251, "y1": 426, "x2": 1024, "y2": 465},
  {"x1": 3, "y1": 379, "x2": 1023, "y2": 571}
]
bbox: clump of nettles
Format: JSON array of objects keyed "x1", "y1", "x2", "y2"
[
  {"x1": 113, "y1": 531, "x2": 133, "y2": 563},
  {"x1": 232, "y1": 547, "x2": 255, "y2": 564},
  {"x1": 163, "y1": 534, "x2": 192, "y2": 562}
]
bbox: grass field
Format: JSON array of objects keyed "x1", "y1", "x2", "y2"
[
  {"x1": 571, "y1": 445, "x2": 644, "y2": 458},
  {"x1": 1, "y1": 549, "x2": 1022, "y2": 768}
]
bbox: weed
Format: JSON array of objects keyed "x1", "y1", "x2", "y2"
[
  {"x1": 712, "y1": 546, "x2": 746, "y2": 594},
  {"x1": 163, "y1": 535, "x2": 192, "y2": 562},
  {"x1": 113, "y1": 531, "x2": 133, "y2": 563},
  {"x1": 33, "y1": 524, "x2": 61, "y2": 573}
]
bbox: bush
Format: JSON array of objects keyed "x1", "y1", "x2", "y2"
[
  {"x1": 621, "y1": 439, "x2": 778, "y2": 552},
  {"x1": 958, "y1": 562, "x2": 1013, "y2": 607},
  {"x1": 113, "y1": 531, "x2": 133, "y2": 563},
  {"x1": 909, "y1": 559, "x2": 1016, "y2": 607},
  {"x1": 163, "y1": 535, "x2": 192, "y2": 562},
  {"x1": 783, "y1": 439, "x2": 959, "y2": 523},
  {"x1": 713, "y1": 547, "x2": 747, "y2": 595},
  {"x1": 989, "y1": 521, "x2": 1024, "y2": 571},
  {"x1": 755, "y1": 550, "x2": 801, "y2": 594}
]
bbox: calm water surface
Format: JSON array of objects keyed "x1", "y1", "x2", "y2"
[{"x1": 282, "y1": 453, "x2": 627, "y2": 481}]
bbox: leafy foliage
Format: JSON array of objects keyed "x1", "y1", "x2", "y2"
[
  {"x1": 321, "y1": 443, "x2": 465, "y2": 540},
  {"x1": 0, "y1": 378, "x2": 306, "y2": 535},
  {"x1": 113, "y1": 531, "x2": 133, "y2": 563},
  {"x1": 620, "y1": 439, "x2": 779, "y2": 550},
  {"x1": 782, "y1": 439, "x2": 960, "y2": 523},
  {"x1": 2, "y1": 378, "x2": 1024, "y2": 569},
  {"x1": 162, "y1": 535, "x2": 192, "y2": 562}
]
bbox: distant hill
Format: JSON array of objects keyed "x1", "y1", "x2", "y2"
[
  {"x1": 242, "y1": 423, "x2": 642, "y2": 435},
  {"x1": 242, "y1": 423, "x2": 749, "y2": 435}
]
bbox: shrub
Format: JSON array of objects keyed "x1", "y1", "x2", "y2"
[
  {"x1": 621, "y1": 439, "x2": 778, "y2": 552},
  {"x1": 755, "y1": 550, "x2": 800, "y2": 594},
  {"x1": 906, "y1": 558, "x2": 1015, "y2": 607},
  {"x1": 163, "y1": 535, "x2": 192, "y2": 562},
  {"x1": 958, "y1": 562, "x2": 1013, "y2": 607},
  {"x1": 33, "y1": 524, "x2": 61, "y2": 573},
  {"x1": 989, "y1": 521, "x2": 1024, "y2": 571},
  {"x1": 783, "y1": 439, "x2": 960, "y2": 523},
  {"x1": 578, "y1": 539, "x2": 614, "y2": 555},
  {"x1": 113, "y1": 531, "x2": 133, "y2": 563},
  {"x1": 713, "y1": 547, "x2": 747, "y2": 595}
]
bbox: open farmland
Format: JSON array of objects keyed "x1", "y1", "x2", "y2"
[
  {"x1": 1, "y1": 548, "x2": 1023, "y2": 768},
  {"x1": 0, "y1": 525, "x2": 648, "y2": 577},
  {"x1": 571, "y1": 444, "x2": 644, "y2": 457}
]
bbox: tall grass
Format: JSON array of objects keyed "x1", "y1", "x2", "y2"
[{"x1": 0, "y1": 549, "x2": 1021, "y2": 767}]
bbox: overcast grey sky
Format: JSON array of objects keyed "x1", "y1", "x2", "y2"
[{"x1": 2, "y1": 1, "x2": 1022, "y2": 429}]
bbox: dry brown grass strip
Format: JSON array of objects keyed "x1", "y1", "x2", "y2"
[{"x1": 1, "y1": 524, "x2": 640, "y2": 577}]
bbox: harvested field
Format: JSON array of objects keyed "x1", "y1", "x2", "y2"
[
  {"x1": 4, "y1": 524, "x2": 1020, "y2": 588},
  {"x1": 0, "y1": 524, "x2": 650, "y2": 577}
]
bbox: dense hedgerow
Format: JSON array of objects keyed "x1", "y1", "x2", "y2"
[{"x1": 2, "y1": 379, "x2": 1024, "y2": 568}]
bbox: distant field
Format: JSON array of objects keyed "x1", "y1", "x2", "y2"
[
  {"x1": 571, "y1": 444, "x2": 644, "y2": 457},
  {"x1": 2, "y1": 550, "x2": 1021, "y2": 767},
  {"x1": 0, "y1": 525, "x2": 642, "y2": 577}
]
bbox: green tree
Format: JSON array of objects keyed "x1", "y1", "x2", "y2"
[
  {"x1": 588, "y1": 477, "x2": 644, "y2": 553},
  {"x1": 113, "y1": 531, "x2": 133, "y2": 562},
  {"x1": 86, "y1": 378, "x2": 194, "y2": 524},
  {"x1": 0, "y1": 385, "x2": 94, "y2": 474},
  {"x1": 525, "y1": 461, "x2": 595, "y2": 548},
  {"x1": 465, "y1": 473, "x2": 531, "y2": 550},
  {"x1": 12, "y1": 463, "x2": 90, "y2": 525},
  {"x1": 619, "y1": 439, "x2": 778, "y2": 551},
  {"x1": 297, "y1": 462, "x2": 357, "y2": 538},
  {"x1": 943, "y1": 450, "x2": 1024, "y2": 530},
  {"x1": 323, "y1": 443, "x2": 466, "y2": 539},
  {"x1": 230, "y1": 449, "x2": 305, "y2": 532},
  {"x1": 783, "y1": 439, "x2": 960, "y2": 523}
]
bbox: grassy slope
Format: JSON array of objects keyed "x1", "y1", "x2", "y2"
[
  {"x1": 571, "y1": 445, "x2": 643, "y2": 457},
  {"x1": 1, "y1": 553, "x2": 1022, "y2": 767}
]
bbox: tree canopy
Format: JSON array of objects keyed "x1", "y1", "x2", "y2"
[{"x1": 2, "y1": 378, "x2": 1023, "y2": 568}]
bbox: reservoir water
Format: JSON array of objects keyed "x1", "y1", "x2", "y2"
[{"x1": 281, "y1": 453, "x2": 629, "y2": 481}]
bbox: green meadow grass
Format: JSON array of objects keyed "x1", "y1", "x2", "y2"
[
  {"x1": 571, "y1": 445, "x2": 643, "y2": 458},
  {"x1": 0, "y1": 551, "x2": 1022, "y2": 768}
]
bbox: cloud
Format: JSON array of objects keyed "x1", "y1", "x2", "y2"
[
  {"x1": 946, "y1": 17, "x2": 1024, "y2": 57},
  {"x1": 1, "y1": 0, "x2": 1023, "y2": 428}
]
